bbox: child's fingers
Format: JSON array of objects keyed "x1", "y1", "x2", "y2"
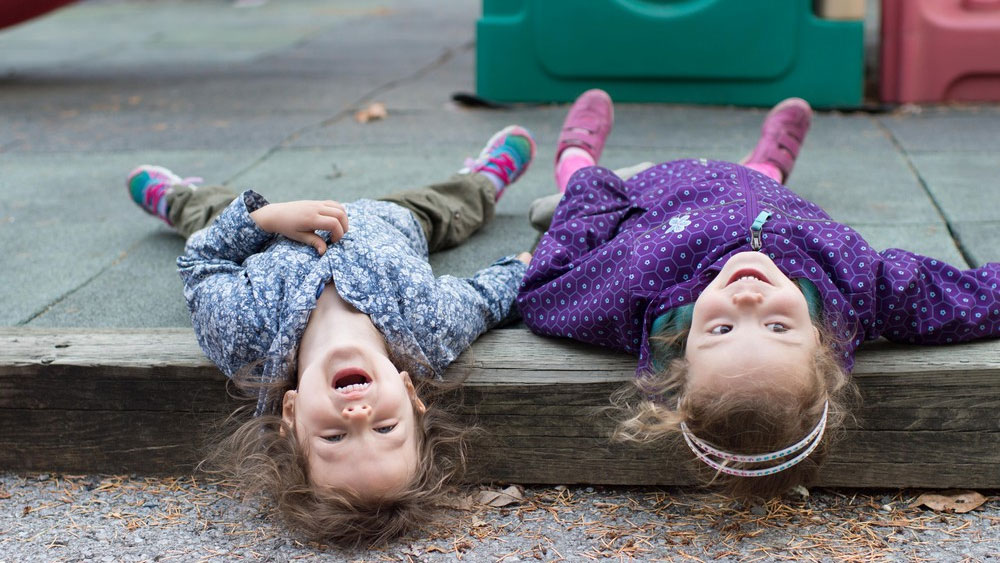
[
  {"x1": 318, "y1": 204, "x2": 349, "y2": 234},
  {"x1": 326, "y1": 219, "x2": 346, "y2": 244},
  {"x1": 309, "y1": 214, "x2": 346, "y2": 233},
  {"x1": 289, "y1": 231, "x2": 328, "y2": 255},
  {"x1": 297, "y1": 214, "x2": 345, "y2": 245}
]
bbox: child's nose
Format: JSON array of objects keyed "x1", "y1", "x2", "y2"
[
  {"x1": 342, "y1": 404, "x2": 372, "y2": 419},
  {"x1": 731, "y1": 289, "x2": 764, "y2": 306}
]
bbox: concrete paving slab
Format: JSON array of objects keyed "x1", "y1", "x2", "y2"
[
  {"x1": 263, "y1": 16, "x2": 475, "y2": 75},
  {"x1": 4, "y1": 110, "x2": 327, "y2": 152},
  {"x1": 878, "y1": 110, "x2": 1000, "y2": 152},
  {"x1": 0, "y1": 43, "x2": 112, "y2": 72},
  {"x1": 1, "y1": 71, "x2": 379, "y2": 131},
  {"x1": 363, "y1": 45, "x2": 478, "y2": 110},
  {"x1": 25, "y1": 231, "x2": 189, "y2": 328},
  {"x1": 848, "y1": 223, "x2": 968, "y2": 268},
  {"x1": 0, "y1": 126, "x2": 18, "y2": 151},
  {"x1": 780, "y1": 147, "x2": 941, "y2": 225},
  {"x1": 289, "y1": 103, "x2": 559, "y2": 151},
  {"x1": 0, "y1": 8, "x2": 476, "y2": 153},
  {"x1": 0, "y1": 150, "x2": 261, "y2": 326},
  {"x1": 0, "y1": 0, "x2": 379, "y2": 72},
  {"x1": 907, "y1": 152, "x2": 1000, "y2": 223},
  {"x1": 608, "y1": 108, "x2": 895, "y2": 153},
  {"x1": 951, "y1": 221, "x2": 1000, "y2": 268}
]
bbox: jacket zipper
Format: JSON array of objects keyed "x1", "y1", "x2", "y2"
[
  {"x1": 739, "y1": 166, "x2": 771, "y2": 251},
  {"x1": 750, "y1": 210, "x2": 771, "y2": 251}
]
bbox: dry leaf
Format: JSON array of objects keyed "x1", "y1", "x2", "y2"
[
  {"x1": 909, "y1": 490, "x2": 987, "y2": 514},
  {"x1": 436, "y1": 494, "x2": 475, "y2": 511},
  {"x1": 476, "y1": 484, "x2": 525, "y2": 508},
  {"x1": 355, "y1": 102, "x2": 387, "y2": 123}
]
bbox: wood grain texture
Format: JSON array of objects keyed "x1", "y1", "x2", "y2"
[{"x1": 2, "y1": 327, "x2": 999, "y2": 487}]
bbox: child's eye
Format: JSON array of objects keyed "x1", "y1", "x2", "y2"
[
  {"x1": 374, "y1": 424, "x2": 397, "y2": 434},
  {"x1": 322, "y1": 434, "x2": 345, "y2": 443},
  {"x1": 766, "y1": 322, "x2": 789, "y2": 333},
  {"x1": 709, "y1": 325, "x2": 732, "y2": 335}
]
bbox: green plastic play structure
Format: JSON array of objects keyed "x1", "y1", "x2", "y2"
[{"x1": 476, "y1": 0, "x2": 864, "y2": 108}]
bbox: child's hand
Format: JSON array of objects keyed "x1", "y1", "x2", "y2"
[
  {"x1": 250, "y1": 200, "x2": 349, "y2": 255},
  {"x1": 516, "y1": 251, "x2": 532, "y2": 264}
]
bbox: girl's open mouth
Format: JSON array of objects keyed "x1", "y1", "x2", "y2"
[
  {"x1": 726, "y1": 268, "x2": 771, "y2": 287},
  {"x1": 333, "y1": 369, "x2": 372, "y2": 393}
]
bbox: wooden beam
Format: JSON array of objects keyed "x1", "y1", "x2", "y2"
[{"x1": 2, "y1": 328, "x2": 999, "y2": 488}]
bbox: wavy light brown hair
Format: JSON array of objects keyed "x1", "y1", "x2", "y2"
[
  {"x1": 200, "y1": 368, "x2": 469, "y2": 548},
  {"x1": 614, "y1": 318, "x2": 858, "y2": 501}
]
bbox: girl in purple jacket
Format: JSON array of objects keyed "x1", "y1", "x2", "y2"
[{"x1": 519, "y1": 90, "x2": 1000, "y2": 499}]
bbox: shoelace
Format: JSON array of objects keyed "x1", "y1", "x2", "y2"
[
  {"x1": 142, "y1": 175, "x2": 203, "y2": 211},
  {"x1": 465, "y1": 152, "x2": 518, "y2": 185}
]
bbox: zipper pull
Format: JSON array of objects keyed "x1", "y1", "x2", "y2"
[{"x1": 750, "y1": 211, "x2": 771, "y2": 251}]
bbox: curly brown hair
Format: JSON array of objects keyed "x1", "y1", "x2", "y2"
[
  {"x1": 200, "y1": 370, "x2": 469, "y2": 548},
  {"x1": 614, "y1": 319, "x2": 859, "y2": 501}
]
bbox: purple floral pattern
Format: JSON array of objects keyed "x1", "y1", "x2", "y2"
[{"x1": 518, "y1": 160, "x2": 1000, "y2": 375}]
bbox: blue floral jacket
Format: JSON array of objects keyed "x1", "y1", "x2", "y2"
[{"x1": 177, "y1": 190, "x2": 528, "y2": 415}]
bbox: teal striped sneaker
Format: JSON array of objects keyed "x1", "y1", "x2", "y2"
[
  {"x1": 127, "y1": 165, "x2": 201, "y2": 225},
  {"x1": 460, "y1": 125, "x2": 536, "y2": 200}
]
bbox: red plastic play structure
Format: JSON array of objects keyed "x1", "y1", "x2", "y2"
[
  {"x1": 0, "y1": 0, "x2": 76, "y2": 31},
  {"x1": 881, "y1": 0, "x2": 1000, "y2": 103}
]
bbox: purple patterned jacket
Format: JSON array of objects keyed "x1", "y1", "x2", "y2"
[{"x1": 518, "y1": 160, "x2": 1000, "y2": 374}]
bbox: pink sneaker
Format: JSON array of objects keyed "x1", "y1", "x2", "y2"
[
  {"x1": 556, "y1": 89, "x2": 614, "y2": 166},
  {"x1": 741, "y1": 97, "x2": 812, "y2": 183}
]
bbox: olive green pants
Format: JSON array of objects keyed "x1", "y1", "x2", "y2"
[{"x1": 165, "y1": 173, "x2": 496, "y2": 253}]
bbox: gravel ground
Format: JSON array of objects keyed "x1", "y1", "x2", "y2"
[{"x1": 2, "y1": 473, "x2": 998, "y2": 562}]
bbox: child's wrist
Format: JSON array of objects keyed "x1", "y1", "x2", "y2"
[{"x1": 249, "y1": 205, "x2": 276, "y2": 233}]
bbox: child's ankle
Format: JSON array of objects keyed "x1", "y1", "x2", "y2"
[
  {"x1": 555, "y1": 147, "x2": 596, "y2": 192},
  {"x1": 744, "y1": 161, "x2": 784, "y2": 183}
]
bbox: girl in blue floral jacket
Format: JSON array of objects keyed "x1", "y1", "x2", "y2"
[{"x1": 127, "y1": 126, "x2": 535, "y2": 546}]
